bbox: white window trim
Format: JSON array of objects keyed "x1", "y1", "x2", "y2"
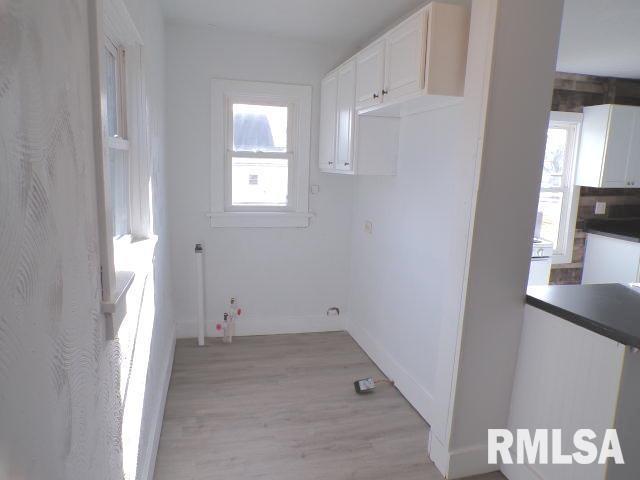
[
  {"x1": 89, "y1": 0, "x2": 150, "y2": 337},
  {"x1": 208, "y1": 79, "x2": 313, "y2": 228},
  {"x1": 546, "y1": 111, "x2": 583, "y2": 265}
]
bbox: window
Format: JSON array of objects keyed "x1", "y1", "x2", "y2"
[
  {"x1": 536, "y1": 112, "x2": 582, "y2": 264},
  {"x1": 210, "y1": 80, "x2": 312, "y2": 228},
  {"x1": 105, "y1": 39, "x2": 130, "y2": 238},
  {"x1": 91, "y1": 0, "x2": 151, "y2": 336}
]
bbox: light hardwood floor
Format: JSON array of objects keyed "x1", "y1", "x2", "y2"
[{"x1": 154, "y1": 332, "x2": 505, "y2": 480}]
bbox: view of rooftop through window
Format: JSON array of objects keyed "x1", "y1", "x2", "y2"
[{"x1": 231, "y1": 103, "x2": 290, "y2": 207}]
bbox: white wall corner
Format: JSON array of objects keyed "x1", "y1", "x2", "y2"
[{"x1": 347, "y1": 318, "x2": 435, "y2": 426}]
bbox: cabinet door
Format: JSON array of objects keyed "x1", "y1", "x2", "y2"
[
  {"x1": 383, "y1": 8, "x2": 427, "y2": 102},
  {"x1": 582, "y1": 233, "x2": 640, "y2": 284},
  {"x1": 355, "y1": 41, "x2": 385, "y2": 110},
  {"x1": 335, "y1": 61, "x2": 356, "y2": 172},
  {"x1": 319, "y1": 71, "x2": 338, "y2": 171},
  {"x1": 602, "y1": 105, "x2": 636, "y2": 188},
  {"x1": 624, "y1": 107, "x2": 640, "y2": 187}
]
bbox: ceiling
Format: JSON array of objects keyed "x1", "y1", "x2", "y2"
[
  {"x1": 160, "y1": 0, "x2": 433, "y2": 50},
  {"x1": 557, "y1": 0, "x2": 640, "y2": 78},
  {"x1": 160, "y1": 0, "x2": 640, "y2": 80}
]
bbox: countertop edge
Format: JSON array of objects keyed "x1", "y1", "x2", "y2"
[
  {"x1": 525, "y1": 293, "x2": 640, "y2": 349},
  {"x1": 585, "y1": 228, "x2": 640, "y2": 243}
]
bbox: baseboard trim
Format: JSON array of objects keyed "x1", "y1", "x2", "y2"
[
  {"x1": 428, "y1": 434, "x2": 500, "y2": 480},
  {"x1": 139, "y1": 332, "x2": 175, "y2": 480},
  {"x1": 176, "y1": 314, "x2": 347, "y2": 339},
  {"x1": 346, "y1": 318, "x2": 435, "y2": 426}
]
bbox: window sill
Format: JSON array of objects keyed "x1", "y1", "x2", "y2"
[
  {"x1": 102, "y1": 235, "x2": 158, "y2": 339},
  {"x1": 101, "y1": 270, "x2": 135, "y2": 339},
  {"x1": 207, "y1": 211, "x2": 313, "y2": 228}
]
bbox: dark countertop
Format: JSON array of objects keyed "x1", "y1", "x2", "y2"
[
  {"x1": 586, "y1": 219, "x2": 640, "y2": 243},
  {"x1": 526, "y1": 284, "x2": 640, "y2": 349}
]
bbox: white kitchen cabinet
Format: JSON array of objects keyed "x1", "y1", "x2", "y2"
[
  {"x1": 383, "y1": 8, "x2": 428, "y2": 103},
  {"x1": 355, "y1": 41, "x2": 385, "y2": 111},
  {"x1": 582, "y1": 233, "x2": 640, "y2": 284},
  {"x1": 335, "y1": 61, "x2": 356, "y2": 172},
  {"x1": 576, "y1": 104, "x2": 640, "y2": 188},
  {"x1": 319, "y1": 71, "x2": 338, "y2": 171},
  {"x1": 505, "y1": 304, "x2": 627, "y2": 480},
  {"x1": 355, "y1": 2, "x2": 469, "y2": 117},
  {"x1": 320, "y1": 61, "x2": 400, "y2": 176}
]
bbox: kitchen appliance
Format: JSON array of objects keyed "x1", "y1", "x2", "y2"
[{"x1": 529, "y1": 238, "x2": 554, "y2": 285}]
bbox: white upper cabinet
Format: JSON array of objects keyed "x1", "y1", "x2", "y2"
[
  {"x1": 355, "y1": 2, "x2": 469, "y2": 117},
  {"x1": 335, "y1": 61, "x2": 356, "y2": 172},
  {"x1": 355, "y1": 41, "x2": 385, "y2": 111},
  {"x1": 319, "y1": 1, "x2": 469, "y2": 175},
  {"x1": 320, "y1": 61, "x2": 399, "y2": 176},
  {"x1": 577, "y1": 105, "x2": 640, "y2": 188},
  {"x1": 383, "y1": 8, "x2": 428, "y2": 103},
  {"x1": 319, "y1": 71, "x2": 338, "y2": 171}
]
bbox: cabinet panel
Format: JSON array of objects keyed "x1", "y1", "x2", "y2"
[
  {"x1": 355, "y1": 41, "x2": 385, "y2": 110},
  {"x1": 624, "y1": 108, "x2": 640, "y2": 186},
  {"x1": 577, "y1": 105, "x2": 640, "y2": 188},
  {"x1": 336, "y1": 61, "x2": 356, "y2": 172},
  {"x1": 602, "y1": 106, "x2": 635, "y2": 188},
  {"x1": 582, "y1": 233, "x2": 640, "y2": 284},
  {"x1": 319, "y1": 71, "x2": 338, "y2": 171},
  {"x1": 384, "y1": 9, "x2": 427, "y2": 102}
]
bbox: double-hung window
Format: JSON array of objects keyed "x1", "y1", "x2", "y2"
[
  {"x1": 91, "y1": 0, "x2": 151, "y2": 337},
  {"x1": 105, "y1": 38, "x2": 130, "y2": 238},
  {"x1": 210, "y1": 80, "x2": 312, "y2": 228},
  {"x1": 536, "y1": 112, "x2": 582, "y2": 264}
]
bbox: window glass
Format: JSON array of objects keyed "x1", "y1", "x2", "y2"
[
  {"x1": 109, "y1": 148, "x2": 130, "y2": 236},
  {"x1": 233, "y1": 104, "x2": 288, "y2": 153},
  {"x1": 106, "y1": 47, "x2": 118, "y2": 137},
  {"x1": 537, "y1": 191, "x2": 563, "y2": 249},
  {"x1": 231, "y1": 157, "x2": 288, "y2": 206},
  {"x1": 541, "y1": 127, "x2": 568, "y2": 188}
]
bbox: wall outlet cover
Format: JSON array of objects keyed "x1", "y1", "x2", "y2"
[
  {"x1": 364, "y1": 220, "x2": 373, "y2": 234},
  {"x1": 595, "y1": 202, "x2": 606, "y2": 215}
]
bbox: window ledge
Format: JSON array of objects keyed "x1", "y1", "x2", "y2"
[
  {"x1": 101, "y1": 270, "x2": 135, "y2": 339},
  {"x1": 207, "y1": 211, "x2": 313, "y2": 228}
]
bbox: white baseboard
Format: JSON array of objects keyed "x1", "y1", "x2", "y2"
[
  {"x1": 176, "y1": 314, "x2": 346, "y2": 339},
  {"x1": 428, "y1": 432, "x2": 500, "y2": 480},
  {"x1": 139, "y1": 332, "x2": 175, "y2": 480},
  {"x1": 346, "y1": 318, "x2": 435, "y2": 426}
]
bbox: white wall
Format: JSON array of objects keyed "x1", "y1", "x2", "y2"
[
  {"x1": 348, "y1": 104, "x2": 469, "y2": 422},
  {"x1": 347, "y1": 0, "x2": 491, "y2": 454},
  {"x1": 165, "y1": 22, "x2": 354, "y2": 338},
  {"x1": 0, "y1": 0, "x2": 172, "y2": 479},
  {"x1": 444, "y1": 0, "x2": 564, "y2": 477}
]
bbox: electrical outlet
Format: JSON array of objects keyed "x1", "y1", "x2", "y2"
[
  {"x1": 364, "y1": 220, "x2": 373, "y2": 234},
  {"x1": 595, "y1": 202, "x2": 607, "y2": 215}
]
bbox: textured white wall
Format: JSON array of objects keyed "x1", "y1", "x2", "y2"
[
  {"x1": 0, "y1": 0, "x2": 172, "y2": 479},
  {"x1": 165, "y1": 22, "x2": 354, "y2": 338}
]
